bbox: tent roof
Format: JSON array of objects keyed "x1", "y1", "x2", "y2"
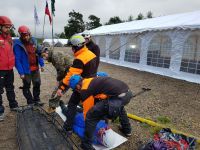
[
  {"x1": 89, "y1": 11, "x2": 200, "y2": 35},
  {"x1": 43, "y1": 39, "x2": 68, "y2": 45}
]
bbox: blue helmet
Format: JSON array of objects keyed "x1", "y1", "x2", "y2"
[
  {"x1": 69, "y1": 75, "x2": 82, "y2": 90},
  {"x1": 97, "y1": 72, "x2": 108, "y2": 77}
]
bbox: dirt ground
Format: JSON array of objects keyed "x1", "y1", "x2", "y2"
[{"x1": 0, "y1": 47, "x2": 200, "y2": 150}]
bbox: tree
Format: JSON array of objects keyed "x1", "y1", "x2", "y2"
[
  {"x1": 136, "y1": 13, "x2": 144, "y2": 20},
  {"x1": 64, "y1": 10, "x2": 85, "y2": 38},
  {"x1": 86, "y1": 15, "x2": 102, "y2": 30},
  {"x1": 127, "y1": 15, "x2": 134, "y2": 22},
  {"x1": 105, "y1": 16, "x2": 123, "y2": 25},
  {"x1": 147, "y1": 11, "x2": 153, "y2": 18},
  {"x1": 55, "y1": 32, "x2": 66, "y2": 39},
  {"x1": 59, "y1": 32, "x2": 66, "y2": 38}
]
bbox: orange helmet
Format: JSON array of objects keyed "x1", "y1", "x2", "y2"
[
  {"x1": 18, "y1": 25, "x2": 31, "y2": 35},
  {"x1": 0, "y1": 16, "x2": 13, "y2": 27}
]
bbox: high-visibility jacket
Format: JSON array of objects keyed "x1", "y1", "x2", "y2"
[
  {"x1": 79, "y1": 77, "x2": 129, "y2": 119},
  {"x1": 0, "y1": 34, "x2": 15, "y2": 70},
  {"x1": 60, "y1": 46, "x2": 98, "y2": 89}
]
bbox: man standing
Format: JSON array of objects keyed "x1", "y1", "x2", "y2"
[
  {"x1": 68, "y1": 75, "x2": 133, "y2": 150},
  {"x1": 82, "y1": 31, "x2": 100, "y2": 68},
  {"x1": 56, "y1": 34, "x2": 98, "y2": 134},
  {"x1": 0, "y1": 16, "x2": 20, "y2": 121},
  {"x1": 14, "y1": 25, "x2": 44, "y2": 106}
]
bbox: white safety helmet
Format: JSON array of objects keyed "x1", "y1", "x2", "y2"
[
  {"x1": 82, "y1": 30, "x2": 91, "y2": 39},
  {"x1": 69, "y1": 34, "x2": 85, "y2": 47},
  {"x1": 99, "y1": 129, "x2": 115, "y2": 148}
]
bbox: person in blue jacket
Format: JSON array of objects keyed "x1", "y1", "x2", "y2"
[{"x1": 14, "y1": 25, "x2": 44, "y2": 106}]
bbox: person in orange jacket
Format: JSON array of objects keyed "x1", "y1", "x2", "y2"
[
  {"x1": 0, "y1": 16, "x2": 20, "y2": 121},
  {"x1": 56, "y1": 34, "x2": 98, "y2": 133},
  {"x1": 68, "y1": 75, "x2": 133, "y2": 150}
]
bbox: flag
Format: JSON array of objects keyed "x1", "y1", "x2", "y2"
[
  {"x1": 34, "y1": 5, "x2": 40, "y2": 25},
  {"x1": 45, "y1": 1, "x2": 52, "y2": 24},
  {"x1": 51, "y1": 0, "x2": 55, "y2": 16}
]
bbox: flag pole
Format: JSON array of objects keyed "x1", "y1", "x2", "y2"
[
  {"x1": 42, "y1": 14, "x2": 46, "y2": 39},
  {"x1": 52, "y1": 15, "x2": 54, "y2": 48},
  {"x1": 51, "y1": 1, "x2": 54, "y2": 48}
]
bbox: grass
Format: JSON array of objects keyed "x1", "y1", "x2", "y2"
[{"x1": 156, "y1": 116, "x2": 171, "y2": 124}]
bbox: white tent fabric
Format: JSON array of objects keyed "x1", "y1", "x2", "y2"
[
  {"x1": 43, "y1": 39, "x2": 68, "y2": 46},
  {"x1": 89, "y1": 11, "x2": 200, "y2": 35},
  {"x1": 89, "y1": 11, "x2": 200, "y2": 84}
]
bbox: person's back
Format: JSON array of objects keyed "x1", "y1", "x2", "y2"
[
  {"x1": 68, "y1": 75, "x2": 132, "y2": 150},
  {"x1": 87, "y1": 76, "x2": 129, "y2": 96},
  {"x1": 48, "y1": 50, "x2": 73, "y2": 81}
]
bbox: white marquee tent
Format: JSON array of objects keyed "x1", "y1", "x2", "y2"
[
  {"x1": 89, "y1": 11, "x2": 200, "y2": 84},
  {"x1": 43, "y1": 39, "x2": 68, "y2": 47}
]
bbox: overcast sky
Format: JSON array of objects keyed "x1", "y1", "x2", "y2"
[{"x1": 0, "y1": 0, "x2": 199, "y2": 38}]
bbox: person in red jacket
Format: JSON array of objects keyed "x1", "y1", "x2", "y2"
[{"x1": 0, "y1": 16, "x2": 19, "y2": 121}]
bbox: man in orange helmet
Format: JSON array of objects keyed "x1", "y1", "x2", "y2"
[
  {"x1": 13, "y1": 25, "x2": 44, "y2": 106},
  {"x1": 0, "y1": 16, "x2": 20, "y2": 121}
]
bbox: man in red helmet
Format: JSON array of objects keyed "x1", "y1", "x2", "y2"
[
  {"x1": 0, "y1": 16, "x2": 20, "y2": 121},
  {"x1": 13, "y1": 25, "x2": 44, "y2": 106}
]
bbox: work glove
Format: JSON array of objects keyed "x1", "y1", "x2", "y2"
[{"x1": 49, "y1": 94, "x2": 61, "y2": 109}]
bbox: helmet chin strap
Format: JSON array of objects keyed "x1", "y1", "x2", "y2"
[{"x1": 72, "y1": 45, "x2": 84, "y2": 53}]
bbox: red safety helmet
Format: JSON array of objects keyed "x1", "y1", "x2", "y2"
[
  {"x1": 0, "y1": 16, "x2": 13, "y2": 27},
  {"x1": 18, "y1": 25, "x2": 31, "y2": 35}
]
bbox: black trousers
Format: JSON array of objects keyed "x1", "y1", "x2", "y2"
[
  {"x1": 0, "y1": 70, "x2": 18, "y2": 113},
  {"x1": 64, "y1": 90, "x2": 81, "y2": 130},
  {"x1": 22, "y1": 70, "x2": 41, "y2": 104},
  {"x1": 81, "y1": 100, "x2": 131, "y2": 149}
]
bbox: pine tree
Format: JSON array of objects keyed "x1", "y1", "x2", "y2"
[
  {"x1": 127, "y1": 15, "x2": 134, "y2": 22},
  {"x1": 64, "y1": 10, "x2": 85, "y2": 38},
  {"x1": 147, "y1": 11, "x2": 153, "y2": 18},
  {"x1": 136, "y1": 13, "x2": 144, "y2": 20},
  {"x1": 105, "y1": 16, "x2": 123, "y2": 25},
  {"x1": 86, "y1": 15, "x2": 102, "y2": 30}
]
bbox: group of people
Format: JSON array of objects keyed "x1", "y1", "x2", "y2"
[
  {"x1": 0, "y1": 15, "x2": 133, "y2": 150},
  {"x1": 0, "y1": 16, "x2": 45, "y2": 121}
]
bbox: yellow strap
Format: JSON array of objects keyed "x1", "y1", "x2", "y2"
[{"x1": 127, "y1": 113, "x2": 200, "y2": 143}]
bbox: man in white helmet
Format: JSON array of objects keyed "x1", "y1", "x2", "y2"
[
  {"x1": 56, "y1": 34, "x2": 98, "y2": 135},
  {"x1": 82, "y1": 31, "x2": 100, "y2": 68}
]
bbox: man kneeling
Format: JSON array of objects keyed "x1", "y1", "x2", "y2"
[{"x1": 67, "y1": 75, "x2": 133, "y2": 150}]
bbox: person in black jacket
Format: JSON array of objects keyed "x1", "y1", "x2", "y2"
[
  {"x1": 68, "y1": 75, "x2": 133, "y2": 150},
  {"x1": 82, "y1": 31, "x2": 100, "y2": 68}
]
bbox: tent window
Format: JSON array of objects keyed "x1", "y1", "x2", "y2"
[
  {"x1": 147, "y1": 34, "x2": 172, "y2": 68},
  {"x1": 99, "y1": 37, "x2": 106, "y2": 57},
  {"x1": 180, "y1": 34, "x2": 200, "y2": 75},
  {"x1": 109, "y1": 36, "x2": 120, "y2": 60},
  {"x1": 124, "y1": 36, "x2": 141, "y2": 63}
]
